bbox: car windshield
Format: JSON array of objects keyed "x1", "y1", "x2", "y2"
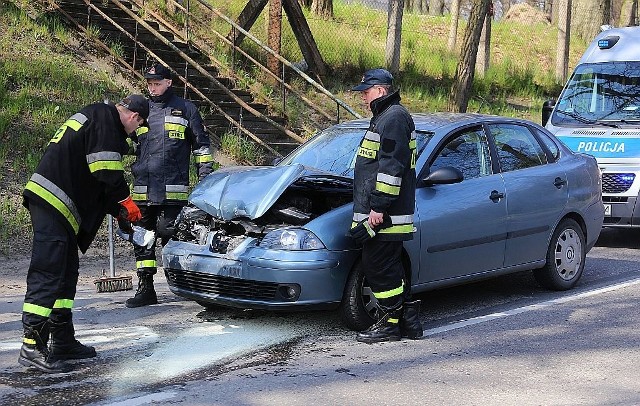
[
  {"x1": 278, "y1": 126, "x2": 432, "y2": 178},
  {"x1": 551, "y1": 61, "x2": 640, "y2": 126}
]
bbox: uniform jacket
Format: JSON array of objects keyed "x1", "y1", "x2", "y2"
[
  {"x1": 352, "y1": 90, "x2": 416, "y2": 241},
  {"x1": 131, "y1": 88, "x2": 213, "y2": 205},
  {"x1": 23, "y1": 103, "x2": 131, "y2": 252}
]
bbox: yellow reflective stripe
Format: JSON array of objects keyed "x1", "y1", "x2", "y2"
[
  {"x1": 388, "y1": 318, "x2": 399, "y2": 324},
  {"x1": 24, "y1": 338, "x2": 36, "y2": 345},
  {"x1": 378, "y1": 224, "x2": 414, "y2": 234},
  {"x1": 358, "y1": 147, "x2": 376, "y2": 159},
  {"x1": 165, "y1": 123, "x2": 186, "y2": 132},
  {"x1": 88, "y1": 160, "x2": 124, "y2": 173},
  {"x1": 131, "y1": 193, "x2": 147, "y2": 201},
  {"x1": 195, "y1": 154, "x2": 213, "y2": 163},
  {"x1": 409, "y1": 139, "x2": 416, "y2": 149},
  {"x1": 23, "y1": 302, "x2": 52, "y2": 317},
  {"x1": 136, "y1": 127, "x2": 149, "y2": 136},
  {"x1": 65, "y1": 118, "x2": 83, "y2": 131},
  {"x1": 166, "y1": 192, "x2": 189, "y2": 200},
  {"x1": 137, "y1": 260, "x2": 157, "y2": 268},
  {"x1": 361, "y1": 139, "x2": 380, "y2": 151},
  {"x1": 53, "y1": 299, "x2": 74, "y2": 309},
  {"x1": 376, "y1": 182, "x2": 400, "y2": 195},
  {"x1": 373, "y1": 283, "x2": 404, "y2": 299},
  {"x1": 25, "y1": 181, "x2": 79, "y2": 233}
]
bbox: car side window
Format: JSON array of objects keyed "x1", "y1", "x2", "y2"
[
  {"x1": 489, "y1": 124, "x2": 548, "y2": 172},
  {"x1": 535, "y1": 128, "x2": 561, "y2": 162},
  {"x1": 430, "y1": 128, "x2": 492, "y2": 180}
]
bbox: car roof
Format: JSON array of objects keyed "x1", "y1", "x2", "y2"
[{"x1": 335, "y1": 112, "x2": 530, "y2": 133}]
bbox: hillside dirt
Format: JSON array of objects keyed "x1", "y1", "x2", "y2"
[{"x1": 503, "y1": 3, "x2": 551, "y2": 25}]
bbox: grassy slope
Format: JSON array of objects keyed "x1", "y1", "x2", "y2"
[{"x1": 0, "y1": 2, "x2": 130, "y2": 254}]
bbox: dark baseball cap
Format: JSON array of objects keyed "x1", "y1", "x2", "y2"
[
  {"x1": 118, "y1": 94, "x2": 149, "y2": 126},
  {"x1": 144, "y1": 63, "x2": 172, "y2": 80},
  {"x1": 351, "y1": 68, "x2": 394, "y2": 91}
]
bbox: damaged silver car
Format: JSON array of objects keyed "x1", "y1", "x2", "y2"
[{"x1": 162, "y1": 113, "x2": 604, "y2": 330}]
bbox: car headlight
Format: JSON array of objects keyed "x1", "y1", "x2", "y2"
[{"x1": 260, "y1": 228, "x2": 325, "y2": 250}]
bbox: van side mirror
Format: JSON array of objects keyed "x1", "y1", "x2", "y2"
[
  {"x1": 542, "y1": 99, "x2": 556, "y2": 127},
  {"x1": 419, "y1": 166, "x2": 464, "y2": 187}
]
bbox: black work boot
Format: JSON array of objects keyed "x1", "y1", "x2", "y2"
[
  {"x1": 126, "y1": 272, "x2": 158, "y2": 308},
  {"x1": 400, "y1": 300, "x2": 424, "y2": 339},
  {"x1": 356, "y1": 307, "x2": 403, "y2": 343},
  {"x1": 49, "y1": 320, "x2": 96, "y2": 361},
  {"x1": 18, "y1": 321, "x2": 73, "y2": 373}
]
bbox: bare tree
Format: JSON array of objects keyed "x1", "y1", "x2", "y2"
[
  {"x1": 448, "y1": 0, "x2": 491, "y2": 112},
  {"x1": 556, "y1": 0, "x2": 571, "y2": 82},
  {"x1": 572, "y1": 0, "x2": 609, "y2": 40},
  {"x1": 405, "y1": 0, "x2": 427, "y2": 13},
  {"x1": 386, "y1": 0, "x2": 405, "y2": 76},
  {"x1": 299, "y1": 0, "x2": 312, "y2": 8},
  {"x1": 447, "y1": 0, "x2": 461, "y2": 51},
  {"x1": 311, "y1": 0, "x2": 333, "y2": 18}
]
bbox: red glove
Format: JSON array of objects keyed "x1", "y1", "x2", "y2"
[{"x1": 118, "y1": 196, "x2": 142, "y2": 222}]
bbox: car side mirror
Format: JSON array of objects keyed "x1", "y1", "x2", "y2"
[
  {"x1": 420, "y1": 166, "x2": 464, "y2": 187},
  {"x1": 542, "y1": 99, "x2": 556, "y2": 127}
]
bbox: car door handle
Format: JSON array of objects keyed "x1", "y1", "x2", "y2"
[
  {"x1": 490, "y1": 190, "x2": 505, "y2": 202},
  {"x1": 554, "y1": 177, "x2": 567, "y2": 188}
]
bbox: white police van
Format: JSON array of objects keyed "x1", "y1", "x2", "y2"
[{"x1": 543, "y1": 26, "x2": 640, "y2": 227}]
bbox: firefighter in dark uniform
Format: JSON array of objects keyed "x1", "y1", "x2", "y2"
[
  {"x1": 20, "y1": 95, "x2": 147, "y2": 373},
  {"x1": 349, "y1": 69, "x2": 423, "y2": 343},
  {"x1": 125, "y1": 63, "x2": 214, "y2": 308}
]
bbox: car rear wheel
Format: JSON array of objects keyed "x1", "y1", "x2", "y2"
[
  {"x1": 534, "y1": 218, "x2": 585, "y2": 290},
  {"x1": 339, "y1": 261, "x2": 378, "y2": 331}
]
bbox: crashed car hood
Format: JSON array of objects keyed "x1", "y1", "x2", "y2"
[{"x1": 189, "y1": 163, "x2": 350, "y2": 220}]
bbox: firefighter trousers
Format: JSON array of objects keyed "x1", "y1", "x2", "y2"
[
  {"x1": 361, "y1": 239, "x2": 405, "y2": 311},
  {"x1": 23, "y1": 201, "x2": 79, "y2": 327},
  {"x1": 133, "y1": 204, "x2": 182, "y2": 275}
]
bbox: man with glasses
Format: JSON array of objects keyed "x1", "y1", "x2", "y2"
[{"x1": 19, "y1": 95, "x2": 147, "y2": 373}]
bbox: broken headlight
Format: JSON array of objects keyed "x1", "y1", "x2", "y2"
[{"x1": 259, "y1": 228, "x2": 325, "y2": 250}]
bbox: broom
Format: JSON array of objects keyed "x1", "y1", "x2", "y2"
[{"x1": 94, "y1": 214, "x2": 133, "y2": 292}]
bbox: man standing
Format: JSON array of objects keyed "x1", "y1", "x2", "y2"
[
  {"x1": 125, "y1": 63, "x2": 214, "y2": 308},
  {"x1": 20, "y1": 95, "x2": 147, "y2": 373},
  {"x1": 350, "y1": 69, "x2": 422, "y2": 343}
]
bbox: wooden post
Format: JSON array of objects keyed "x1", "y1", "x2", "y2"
[
  {"x1": 230, "y1": 0, "x2": 269, "y2": 46},
  {"x1": 282, "y1": 0, "x2": 327, "y2": 78}
]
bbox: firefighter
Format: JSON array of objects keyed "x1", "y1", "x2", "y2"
[
  {"x1": 20, "y1": 95, "x2": 147, "y2": 373},
  {"x1": 125, "y1": 63, "x2": 214, "y2": 308},
  {"x1": 349, "y1": 69, "x2": 423, "y2": 343}
]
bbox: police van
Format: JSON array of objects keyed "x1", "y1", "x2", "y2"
[{"x1": 543, "y1": 26, "x2": 640, "y2": 228}]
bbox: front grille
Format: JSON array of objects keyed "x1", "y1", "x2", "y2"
[
  {"x1": 165, "y1": 268, "x2": 278, "y2": 300},
  {"x1": 602, "y1": 173, "x2": 635, "y2": 193}
]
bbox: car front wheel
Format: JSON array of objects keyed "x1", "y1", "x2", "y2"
[
  {"x1": 534, "y1": 218, "x2": 585, "y2": 290},
  {"x1": 339, "y1": 261, "x2": 378, "y2": 331}
]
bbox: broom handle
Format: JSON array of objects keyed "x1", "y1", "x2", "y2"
[{"x1": 108, "y1": 214, "x2": 116, "y2": 278}]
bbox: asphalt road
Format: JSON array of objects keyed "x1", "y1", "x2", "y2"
[{"x1": 1, "y1": 227, "x2": 640, "y2": 405}]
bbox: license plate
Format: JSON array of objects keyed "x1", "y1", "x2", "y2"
[{"x1": 604, "y1": 204, "x2": 611, "y2": 216}]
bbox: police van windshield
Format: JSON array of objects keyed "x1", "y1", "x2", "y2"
[{"x1": 551, "y1": 61, "x2": 640, "y2": 126}]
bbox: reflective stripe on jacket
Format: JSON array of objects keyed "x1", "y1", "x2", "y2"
[{"x1": 352, "y1": 90, "x2": 416, "y2": 241}]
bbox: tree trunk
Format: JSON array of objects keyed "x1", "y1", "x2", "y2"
[
  {"x1": 556, "y1": 0, "x2": 571, "y2": 83},
  {"x1": 447, "y1": 0, "x2": 460, "y2": 51},
  {"x1": 267, "y1": 0, "x2": 282, "y2": 81},
  {"x1": 571, "y1": 0, "x2": 608, "y2": 41},
  {"x1": 385, "y1": 0, "x2": 405, "y2": 76},
  {"x1": 311, "y1": 0, "x2": 333, "y2": 18},
  {"x1": 429, "y1": 0, "x2": 444, "y2": 15},
  {"x1": 502, "y1": 0, "x2": 511, "y2": 16},
  {"x1": 619, "y1": 0, "x2": 638, "y2": 26},
  {"x1": 299, "y1": 0, "x2": 312, "y2": 8},
  {"x1": 475, "y1": 11, "x2": 491, "y2": 77},
  {"x1": 448, "y1": 0, "x2": 491, "y2": 112}
]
